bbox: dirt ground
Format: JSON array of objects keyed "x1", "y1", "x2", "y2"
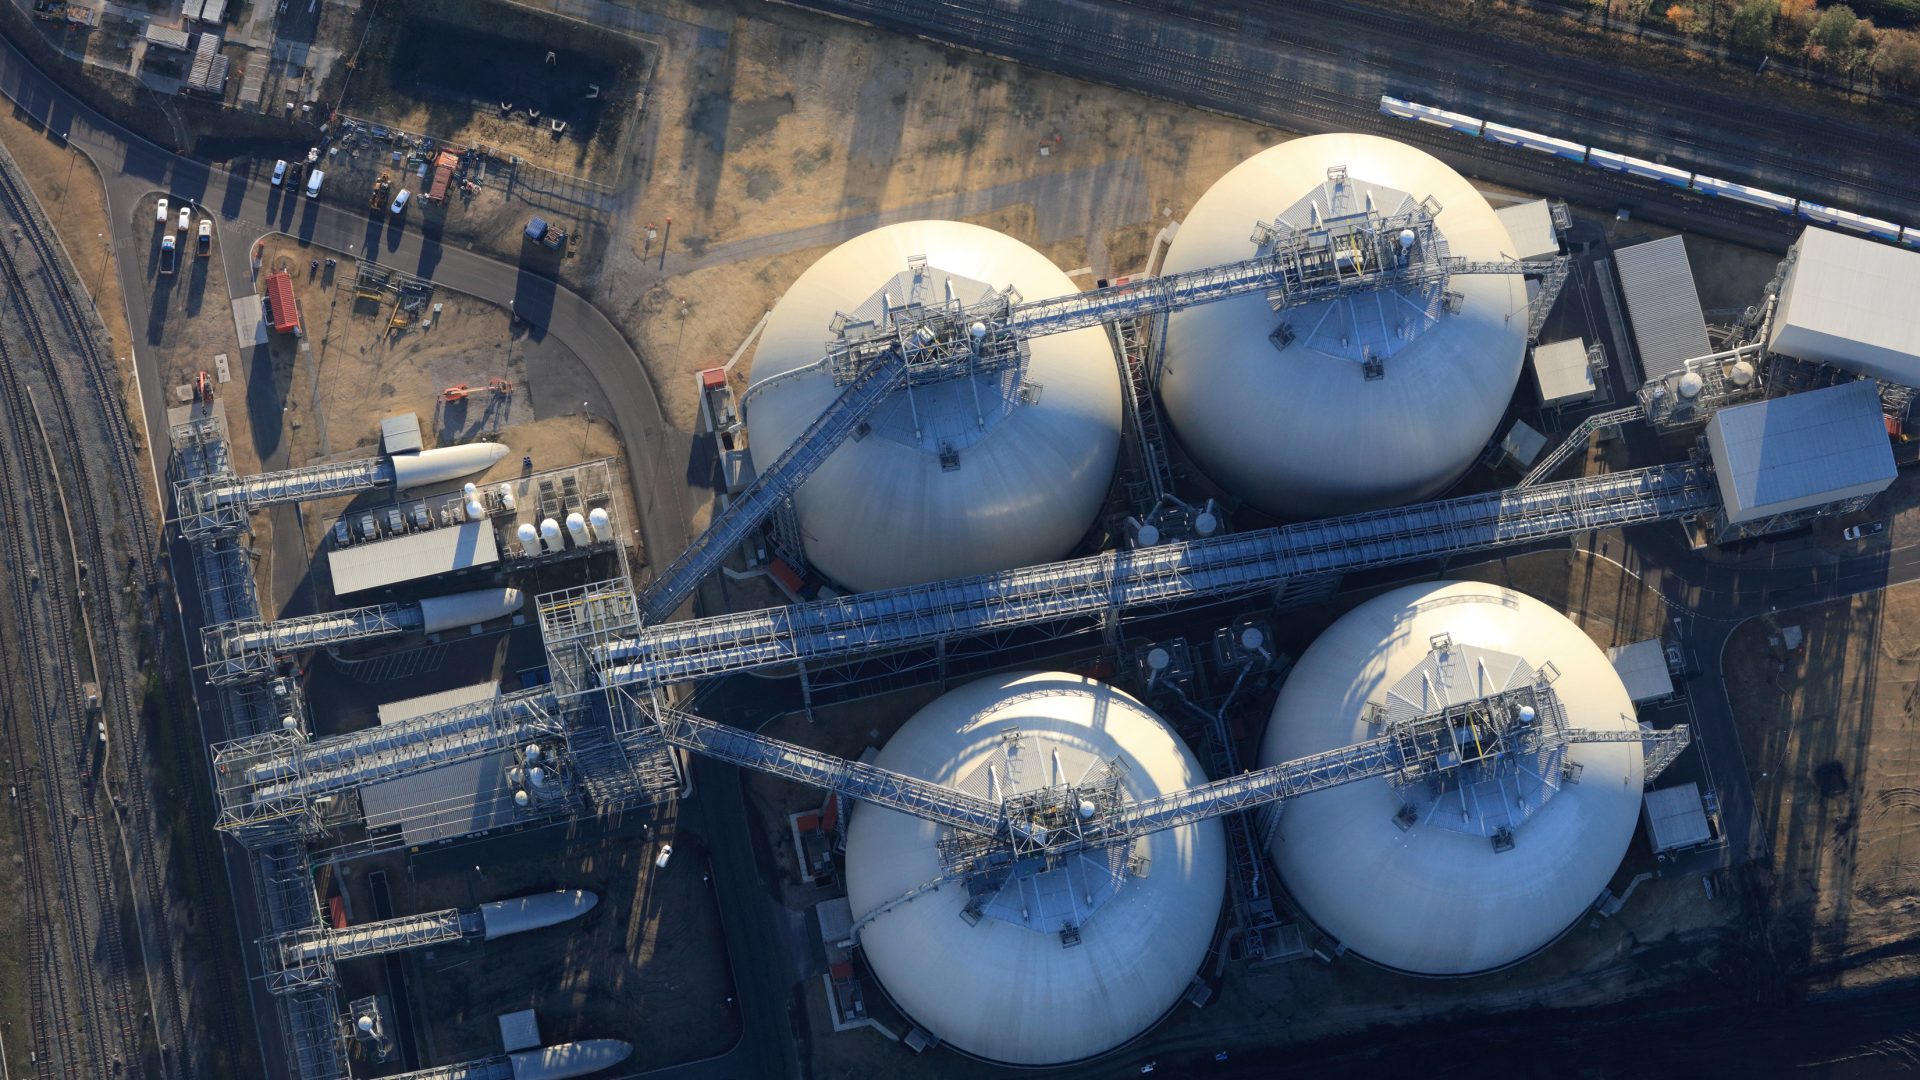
[
  {"x1": 595, "y1": 0, "x2": 1285, "y2": 433},
  {"x1": 330, "y1": 803, "x2": 739, "y2": 1072},
  {"x1": 1725, "y1": 581, "x2": 1920, "y2": 992}
]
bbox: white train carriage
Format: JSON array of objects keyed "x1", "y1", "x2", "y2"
[
  {"x1": 1899, "y1": 227, "x2": 1920, "y2": 249},
  {"x1": 1689, "y1": 174, "x2": 1798, "y2": 214},
  {"x1": 1588, "y1": 148, "x2": 1693, "y2": 188},
  {"x1": 1799, "y1": 201, "x2": 1903, "y2": 241},
  {"x1": 1480, "y1": 120, "x2": 1589, "y2": 163},
  {"x1": 1377, "y1": 95, "x2": 1484, "y2": 136}
]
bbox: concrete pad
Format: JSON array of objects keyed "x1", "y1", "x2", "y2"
[{"x1": 231, "y1": 294, "x2": 267, "y2": 347}]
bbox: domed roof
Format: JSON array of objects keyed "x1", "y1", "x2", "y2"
[
  {"x1": 746, "y1": 221, "x2": 1121, "y2": 592},
  {"x1": 845, "y1": 672, "x2": 1226, "y2": 1065},
  {"x1": 1260, "y1": 582, "x2": 1643, "y2": 975},
  {"x1": 1158, "y1": 133, "x2": 1528, "y2": 519}
]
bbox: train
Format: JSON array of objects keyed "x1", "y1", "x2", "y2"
[{"x1": 1379, "y1": 95, "x2": 1920, "y2": 248}]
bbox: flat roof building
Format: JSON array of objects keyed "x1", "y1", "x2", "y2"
[
  {"x1": 1532, "y1": 338, "x2": 1596, "y2": 406},
  {"x1": 377, "y1": 683, "x2": 498, "y2": 726},
  {"x1": 380, "y1": 413, "x2": 423, "y2": 456},
  {"x1": 1705, "y1": 380, "x2": 1895, "y2": 525},
  {"x1": 359, "y1": 750, "x2": 522, "y2": 847},
  {"x1": 328, "y1": 520, "x2": 499, "y2": 596},
  {"x1": 1768, "y1": 226, "x2": 1920, "y2": 384},
  {"x1": 1643, "y1": 782, "x2": 1715, "y2": 855},
  {"x1": 1615, "y1": 235, "x2": 1710, "y2": 385},
  {"x1": 1496, "y1": 199, "x2": 1559, "y2": 261},
  {"x1": 1607, "y1": 638, "x2": 1674, "y2": 704}
]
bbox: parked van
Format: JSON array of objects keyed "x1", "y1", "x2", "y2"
[{"x1": 305, "y1": 169, "x2": 325, "y2": 199}]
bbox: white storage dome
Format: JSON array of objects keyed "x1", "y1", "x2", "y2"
[
  {"x1": 1260, "y1": 582, "x2": 1643, "y2": 975},
  {"x1": 845, "y1": 672, "x2": 1226, "y2": 1064},
  {"x1": 746, "y1": 221, "x2": 1122, "y2": 591},
  {"x1": 1159, "y1": 134, "x2": 1529, "y2": 519}
]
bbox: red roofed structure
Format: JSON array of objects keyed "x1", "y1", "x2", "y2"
[{"x1": 265, "y1": 270, "x2": 301, "y2": 335}]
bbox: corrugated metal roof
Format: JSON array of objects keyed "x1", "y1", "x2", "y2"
[
  {"x1": 1768, "y1": 227, "x2": 1920, "y2": 384},
  {"x1": 1642, "y1": 782, "x2": 1713, "y2": 854},
  {"x1": 1606, "y1": 639, "x2": 1673, "y2": 703},
  {"x1": 144, "y1": 24, "x2": 191, "y2": 51},
  {"x1": 359, "y1": 750, "x2": 521, "y2": 847},
  {"x1": 377, "y1": 682, "x2": 498, "y2": 726},
  {"x1": 266, "y1": 270, "x2": 299, "y2": 333},
  {"x1": 1531, "y1": 338, "x2": 1594, "y2": 404},
  {"x1": 328, "y1": 520, "x2": 499, "y2": 595},
  {"x1": 1705, "y1": 380, "x2": 1896, "y2": 523},
  {"x1": 1614, "y1": 235, "x2": 1710, "y2": 383},
  {"x1": 1495, "y1": 199, "x2": 1558, "y2": 261}
]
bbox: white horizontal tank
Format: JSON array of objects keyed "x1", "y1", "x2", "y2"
[
  {"x1": 1260, "y1": 582, "x2": 1643, "y2": 975},
  {"x1": 415, "y1": 588, "x2": 523, "y2": 635},
  {"x1": 845, "y1": 672, "x2": 1225, "y2": 1065},
  {"x1": 506, "y1": 1040, "x2": 633, "y2": 1080},
  {"x1": 565, "y1": 512, "x2": 590, "y2": 546},
  {"x1": 516, "y1": 523, "x2": 539, "y2": 556},
  {"x1": 587, "y1": 506, "x2": 611, "y2": 542},
  {"x1": 387, "y1": 442, "x2": 509, "y2": 490},
  {"x1": 746, "y1": 220, "x2": 1122, "y2": 591},
  {"x1": 539, "y1": 518, "x2": 562, "y2": 553},
  {"x1": 477, "y1": 889, "x2": 599, "y2": 941},
  {"x1": 1158, "y1": 134, "x2": 1528, "y2": 518}
]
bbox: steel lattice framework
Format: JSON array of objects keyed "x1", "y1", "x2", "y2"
[
  {"x1": 629, "y1": 195, "x2": 1568, "y2": 627},
  {"x1": 202, "y1": 603, "x2": 419, "y2": 685}
]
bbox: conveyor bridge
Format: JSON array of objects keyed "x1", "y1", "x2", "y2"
[{"x1": 203, "y1": 603, "x2": 419, "y2": 685}]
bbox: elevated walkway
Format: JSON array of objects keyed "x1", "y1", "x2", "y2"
[
  {"x1": 612, "y1": 462, "x2": 1717, "y2": 686},
  {"x1": 179, "y1": 456, "x2": 391, "y2": 537},
  {"x1": 204, "y1": 604, "x2": 418, "y2": 684}
]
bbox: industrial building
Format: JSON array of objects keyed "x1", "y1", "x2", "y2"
[
  {"x1": 1263, "y1": 582, "x2": 1648, "y2": 975},
  {"x1": 1157, "y1": 133, "x2": 1531, "y2": 518},
  {"x1": 744, "y1": 219, "x2": 1123, "y2": 591},
  {"x1": 159, "y1": 108, "x2": 1920, "y2": 1078},
  {"x1": 1768, "y1": 226, "x2": 1920, "y2": 383},
  {"x1": 844, "y1": 672, "x2": 1225, "y2": 1064}
]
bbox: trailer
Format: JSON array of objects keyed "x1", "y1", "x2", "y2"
[
  {"x1": 426, "y1": 151, "x2": 459, "y2": 203},
  {"x1": 370, "y1": 173, "x2": 392, "y2": 211}
]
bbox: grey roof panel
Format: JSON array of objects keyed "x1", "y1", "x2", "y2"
[
  {"x1": 1642, "y1": 782, "x2": 1712, "y2": 853},
  {"x1": 1531, "y1": 338, "x2": 1594, "y2": 405},
  {"x1": 1705, "y1": 380, "x2": 1896, "y2": 523},
  {"x1": 329, "y1": 520, "x2": 499, "y2": 595},
  {"x1": 1606, "y1": 639, "x2": 1673, "y2": 703},
  {"x1": 359, "y1": 750, "x2": 522, "y2": 847},
  {"x1": 1614, "y1": 235, "x2": 1711, "y2": 383},
  {"x1": 1496, "y1": 199, "x2": 1558, "y2": 261}
]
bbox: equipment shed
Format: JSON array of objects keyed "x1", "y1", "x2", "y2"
[
  {"x1": 1768, "y1": 226, "x2": 1920, "y2": 384},
  {"x1": 1607, "y1": 638, "x2": 1674, "y2": 704},
  {"x1": 1705, "y1": 380, "x2": 1895, "y2": 525},
  {"x1": 377, "y1": 682, "x2": 498, "y2": 726},
  {"x1": 1496, "y1": 199, "x2": 1558, "y2": 261},
  {"x1": 1532, "y1": 338, "x2": 1595, "y2": 405},
  {"x1": 265, "y1": 270, "x2": 301, "y2": 334},
  {"x1": 1643, "y1": 782, "x2": 1715, "y2": 855},
  {"x1": 1615, "y1": 235, "x2": 1710, "y2": 384},
  {"x1": 328, "y1": 520, "x2": 499, "y2": 596}
]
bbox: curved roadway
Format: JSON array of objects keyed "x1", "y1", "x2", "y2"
[{"x1": 0, "y1": 31, "x2": 692, "y2": 573}]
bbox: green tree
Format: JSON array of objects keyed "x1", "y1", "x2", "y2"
[
  {"x1": 1729, "y1": 0, "x2": 1779, "y2": 54},
  {"x1": 1810, "y1": 4, "x2": 1860, "y2": 66}
]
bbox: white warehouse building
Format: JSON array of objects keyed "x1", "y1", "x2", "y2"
[
  {"x1": 1158, "y1": 133, "x2": 1530, "y2": 519},
  {"x1": 746, "y1": 221, "x2": 1123, "y2": 592},
  {"x1": 845, "y1": 672, "x2": 1225, "y2": 1065},
  {"x1": 1260, "y1": 582, "x2": 1644, "y2": 976}
]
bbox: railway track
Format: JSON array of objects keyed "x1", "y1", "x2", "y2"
[
  {"x1": 792, "y1": 0, "x2": 1816, "y2": 249},
  {"x1": 0, "y1": 305, "x2": 118, "y2": 1076},
  {"x1": 0, "y1": 149, "x2": 204, "y2": 1076}
]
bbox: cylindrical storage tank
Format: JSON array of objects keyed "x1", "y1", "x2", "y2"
[
  {"x1": 516, "y1": 523, "x2": 539, "y2": 556},
  {"x1": 506, "y1": 1041, "x2": 633, "y2": 1080},
  {"x1": 496, "y1": 483, "x2": 517, "y2": 511},
  {"x1": 846, "y1": 672, "x2": 1226, "y2": 1065},
  {"x1": 746, "y1": 221, "x2": 1123, "y2": 591},
  {"x1": 477, "y1": 889, "x2": 598, "y2": 940},
  {"x1": 465, "y1": 498, "x2": 485, "y2": 520},
  {"x1": 1260, "y1": 582, "x2": 1644, "y2": 976},
  {"x1": 1728, "y1": 360, "x2": 1756, "y2": 387},
  {"x1": 587, "y1": 506, "x2": 612, "y2": 542},
  {"x1": 1159, "y1": 135, "x2": 1529, "y2": 518},
  {"x1": 539, "y1": 518, "x2": 562, "y2": 553},
  {"x1": 1678, "y1": 371, "x2": 1705, "y2": 398},
  {"x1": 565, "y1": 512, "x2": 591, "y2": 546},
  {"x1": 387, "y1": 442, "x2": 509, "y2": 489},
  {"x1": 415, "y1": 588, "x2": 524, "y2": 635}
]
